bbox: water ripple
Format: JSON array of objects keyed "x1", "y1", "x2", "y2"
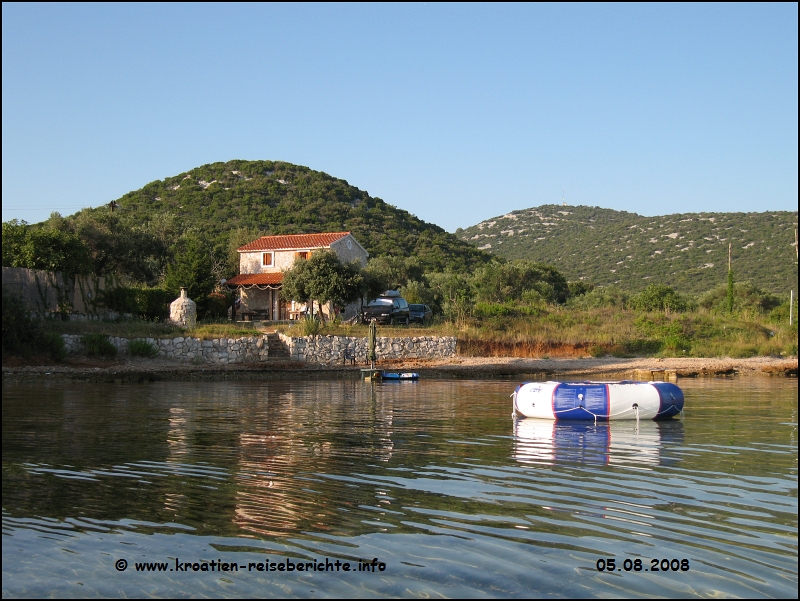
[{"x1": 2, "y1": 377, "x2": 796, "y2": 598}]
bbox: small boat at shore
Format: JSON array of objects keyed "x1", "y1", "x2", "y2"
[
  {"x1": 380, "y1": 372, "x2": 419, "y2": 381},
  {"x1": 513, "y1": 380, "x2": 684, "y2": 421}
]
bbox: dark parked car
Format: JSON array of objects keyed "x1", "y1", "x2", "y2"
[
  {"x1": 408, "y1": 304, "x2": 433, "y2": 325},
  {"x1": 362, "y1": 295, "x2": 410, "y2": 325}
]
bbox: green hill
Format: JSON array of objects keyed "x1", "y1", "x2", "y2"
[
  {"x1": 86, "y1": 159, "x2": 492, "y2": 273},
  {"x1": 457, "y1": 205, "x2": 798, "y2": 295}
]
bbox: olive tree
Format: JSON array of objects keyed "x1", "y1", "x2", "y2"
[{"x1": 281, "y1": 251, "x2": 364, "y2": 320}]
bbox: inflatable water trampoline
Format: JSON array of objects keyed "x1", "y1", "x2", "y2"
[{"x1": 512, "y1": 380, "x2": 684, "y2": 421}]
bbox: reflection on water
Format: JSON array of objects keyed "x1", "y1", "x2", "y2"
[
  {"x1": 2, "y1": 377, "x2": 797, "y2": 598},
  {"x1": 514, "y1": 419, "x2": 685, "y2": 466}
]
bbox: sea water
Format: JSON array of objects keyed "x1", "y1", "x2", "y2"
[{"x1": 2, "y1": 377, "x2": 796, "y2": 598}]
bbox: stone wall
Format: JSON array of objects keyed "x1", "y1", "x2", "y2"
[
  {"x1": 3, "y1": 267, "x2": 122, "y2": 317},
  {"x1": 60, "y1": 333, "x2": 457, "y2": 364},
  {"x1": 277, "y1": 333, "x2": 456, "y2": 363},
  {"x1": 61, "y1": 334, "x2": 270, "y2": 364}
]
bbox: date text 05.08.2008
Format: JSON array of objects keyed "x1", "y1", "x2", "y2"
[{"x1": 596, "y1": 558, "x2": 689, "y2": 572}]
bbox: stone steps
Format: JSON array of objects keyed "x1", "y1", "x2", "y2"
[{"x1": 266, "y1": 333, "x2": 290, "y2": 359}]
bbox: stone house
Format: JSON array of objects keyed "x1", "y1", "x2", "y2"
[{"x1": 225, "y1": 232, "x2": 368, "y2": 321}]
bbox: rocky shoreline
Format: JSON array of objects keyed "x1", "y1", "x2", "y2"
[{"x1": 2, "y1": 355, "x2": 796, "y2": 383}]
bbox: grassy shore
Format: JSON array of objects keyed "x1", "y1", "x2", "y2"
[
  {"x1": 455, "y1": 307, "x2": 797, "y2": 359},
  {"x1": 36, "y1": 304, "x2": 797, "y2": 359}
]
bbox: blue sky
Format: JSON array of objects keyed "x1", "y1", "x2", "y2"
[{"x1": 2, "y1": 3, "x2": 797, "y2": 232}]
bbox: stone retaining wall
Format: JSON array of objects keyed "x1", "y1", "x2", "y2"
[
  {"x1": 277, "y1": 333, "x2": 457, "y2": 363},
  {"x1": 61, "y1": 333, "x2": 457, "y2": 364},
  {"x1": 61, "y1": 334, "x2": 269, "y2": 364}
]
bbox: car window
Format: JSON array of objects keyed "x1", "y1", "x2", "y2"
[
  {"x1": 398, "y1": 299, "x2": 408, "y2": 309},
  {"x1": 368, "y1": 299, "x2": 392, "y2": 307},
  {"x1": 409, "y1": 304, "x2": 422, "y2": 311}
]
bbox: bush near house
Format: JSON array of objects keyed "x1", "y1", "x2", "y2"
[
  {"x1": 128, "y1": 339, "x2": 159, "y2": 358},
  {"x1": 81, "y1": 333, "x2": 117, "y2": 357},
  {"x1": 97, "y1": 287, "x2": 173, "y2": 321},
  {"x1": 2, "y1": 287, "x2": 66, "y2": 359}
]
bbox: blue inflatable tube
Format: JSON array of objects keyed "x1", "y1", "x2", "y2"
[{"x1": 513, "y1": 380, "x2": 684, "y2": 421}]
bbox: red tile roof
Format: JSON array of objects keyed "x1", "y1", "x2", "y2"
[
  {"x1": 225, "y1": 273, "x2": 285, "y2": 286},
  {"x1": 237, "y1": 232, "x2": 351, "y2": 252}
]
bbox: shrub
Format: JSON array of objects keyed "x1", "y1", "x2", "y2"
[
  {"x1": 2, "y1": 286, "x2": 40, "y2": 355},
  {"x1": 40, "y1": 331, "x2": 67, "y2": 361},
  {"x1": 767, "y1": 297, "x2": 799, "y2": 325},
  {"x1": 203, "y1": 291, "x2": 231, "y2": 320},
  {"x1": 621, "y1": 339, "x2": 663, "y2": 355},
  {"x1": 588, "y1": 345, "x2": 606, "y2": 358},
  {"x1": 568, "y1": 281, "x2": 595, "y2": 298},
  {"x1": 475, "y1": 302, "x2": 543, "y2": 319},
  {"x1": 662, "y1": 333, "x2": 692, "y2": 353},
  {"x1": 520, "y1": 288, "x2": 550, "y2": 307},
  {"x1": 567, "y1": 286, "x2": 629, "y2": 309},
  {"x1": 97, "y1": 287, "x2": 139, "y2": 315},
  {"x1": 475, "y1": 302, "x2": 514, "y2": 318},
  {"x1": 2, "y1": 287, "x2": 65, "y2": 359},
  {"x1": 128, "y1": 339, "x2": 159, "y2": 358},
  {"x1": 630, "y1": 284, "x2": 689, "y2": 313},
  {"x1": 97, "y1": 287, "x2": 172, "y2": 321},
  {"x1": 699, "y1": 281, "x2": 781, "y2": 315},
  {"x1": 634, "y1": 315, "x2": 692, "y2": 353},
  {"x1": 136, "y1": 288, "x2": 173, "y2": 321},
  {"x1": 82, "y1": 333, "x2": 117, "y2": 357},
  {"x1": 298, "y1": 315, "x2": 323, "y2": 336}
]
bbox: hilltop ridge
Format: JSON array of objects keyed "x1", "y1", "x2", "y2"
[
  {"x1": 457, "y1": 205, "x2": 798, "y2": 294},
  {"x1": 87, "y1": 159, "x2": 493, "y2": 273}
]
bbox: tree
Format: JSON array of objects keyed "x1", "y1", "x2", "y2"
[
  {"x1": 2, "y1": 220, "x2": 29, "y2": 267},
  {"x1": 359, "y1": 269, "x2": 387, "y2": 305},
  {"x1": 68, "y1": 209, "x2": 174, "y2": 284},
  {"x1": 698, "y1": 281, "x2": 780, "y2": 315},
  {"x1": 568, "y1": 281, "x2": 595, "y2": 298},
  {"x1": 281, "y1": 258, "x2": 313, "y2": 313},
  {"x1": 281, "y1": 251, "x2": 364, "y2": 319},
  {"x1": 727, "y1": 268, "x2": 735, "y2": 314},
  {"x1": 363, "y1": 256, "x2": 424, "y2": 290},
  {"x1": 400, "y1": 280, "x2": 436, "y2": 304},
  {"x1": 472, "y1": 260, "x2": 570, "y2": 304},
  {"x1": 427, "y1": 271, "x2": 473, "y2": 326},
  {"x1": 162, "y1": 233, "x2": 216, "y2": 308},
  {"x1": 2, "y1": 219, "x2": 92, "y2": 274}
]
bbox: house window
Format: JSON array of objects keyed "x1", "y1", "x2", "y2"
[
  {"x1": 296, "y1": 251, "x2": 309, "y2": 260},
  {"x1": 262, "y1": 252, "x2": 274, "y2": 266}
]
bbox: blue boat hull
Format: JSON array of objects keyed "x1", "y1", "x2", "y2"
[{"x1": 380, "y1": 372, "x2": 419, "y2": 381}]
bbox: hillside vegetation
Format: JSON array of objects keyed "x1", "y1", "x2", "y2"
[
  {"x1": 458, "y1": 205, "x2": 798, "y2": 295},
  {"x1": 3, "y1": 160, "x2": 497, "y2": 318},
  {"x1": 103, "y1": 160, "x2": 491, "y2": 273}
]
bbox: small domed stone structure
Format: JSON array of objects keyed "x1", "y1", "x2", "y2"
[{"x1": 170, "y1": 288, "x2": 196, "y2": 328}]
